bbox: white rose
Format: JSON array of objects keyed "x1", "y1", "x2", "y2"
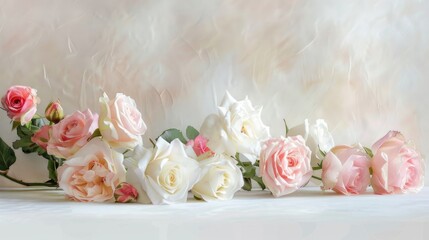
[
  {"x1": 99, "y1": 93, "x2": 147, "y2": 149},
  {"x1": 124, "y1": 138, "x2": 201, "y2": 205},
  {"x1": 200, "y1": 92, "x2": 270, "y2": 163},
  {"x1": 288, "y1": 119, "x2": 335, "y2": 163},
  {"x1": 192, "y1": 154, "x2": 244, "y2": 201},
  {"x1": 57, "y1": 138, "x2": 126, "y2": 202}
]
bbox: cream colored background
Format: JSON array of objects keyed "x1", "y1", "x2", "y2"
[{"x1": 1, "y1": 0, "x2": 428, "y2": 186}]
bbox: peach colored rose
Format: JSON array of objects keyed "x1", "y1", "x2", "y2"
[
  {"x1": 58, "y1": 138, "x2": 126, "y2": 202},
  {"x1": 31, "y1": 125, "x2": 51, "y2": 150},
  {"x1": 371, "y1": 131, "x2": 425, "y2": 194},
  {"x1": 259, "y1": 136, "x2": 312, "y2": 197},
  {"x1": 99, "y1": 93, "x2": 147, "y2": 149},
  {"x1": 47, "y1": 109, "x2": 98, "y2": 159},
  {"x1": 321, "y1": 145, "x2": 370, "y2": 195},
  {"x1": 1, "y1": 85, "x2": 40, "y2": 124},
  {"x1": 186, "y1": 135, "x2": 213, "y2": 157}
]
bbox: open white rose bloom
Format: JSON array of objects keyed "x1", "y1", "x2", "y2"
[
  {"x1": 192, "y1": 154, "x2": 244, "y2": 201},
  {"x1": 288, "y1": 119, "x2": 335, "y2": 164},
  {"x1": 200, "y1": 92, "x2": 270, "y2": 164},
  {"x1": 124, "y1": 138, "x2": 201, "y2": 205}
]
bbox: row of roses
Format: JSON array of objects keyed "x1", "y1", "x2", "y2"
[{"x1": 0, "y1": 85, "x2": 425, "y2": 204}]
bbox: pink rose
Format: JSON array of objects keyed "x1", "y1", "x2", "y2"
[
  {"x1": 371, "y1": 131, "x2": 425, "y2": 194},
  {"x1": 259, "y1": 136, "x2": 312, "y2": 197},
  {"x1": 58, "y1": 138, "x2": 126, "y2": 202},
  {"x1": 321, "y1": 145, "x2": 371, "y2": 195},
  {"x1": 186, "y1": 135, "x2": 213, "y2": 157},
  {"x1": 1, "y1": 85, "x2": 39, "y2": 124},
  {"x1": 31, "y1": 125, "x2": 51, "y2": 150},
  {"x1": 47, "y1": 109, "x2": 98, "y2": 159},
  {"x1": 99, "y1": 93, "x2": 147, "y2": 149},
  {"x1": 114, "y1": 182, "x2": 139, "y2": 203}
]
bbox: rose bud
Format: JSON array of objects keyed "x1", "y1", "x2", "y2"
[
  {"x1": 45, "y1": 100, "x2": 64, "y2": 123},
  {"x1": 114, "y1": 182, "x2": 139, "y2": 203}
]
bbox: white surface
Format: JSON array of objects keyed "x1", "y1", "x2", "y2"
[
  {"x1": 0, "y1": 187, "x2": 428, "y2": 240},
  {"x1": 1, "y1": 0, "x2": 429, "y2": 187}
]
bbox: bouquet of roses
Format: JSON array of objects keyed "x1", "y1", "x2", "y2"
[{"x1": 0, "y1": 85, "x2": 425, "y2": 204}]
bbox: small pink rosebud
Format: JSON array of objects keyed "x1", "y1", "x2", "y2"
[
  {"x1": 186, "y1": 135, "x2": 213, "y2": 157},
  {"x1": 45, "y1": 100, "x2": 64, "y2": 124},
  {"x1": 114, "y1": 182, "x2": 139, "y2": 203}
]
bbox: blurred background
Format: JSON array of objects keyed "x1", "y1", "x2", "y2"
[{"x1": 1, "y1": 0, "x2": 428, "y2": 186}]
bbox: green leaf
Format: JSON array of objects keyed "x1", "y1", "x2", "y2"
[
  {"x1": 11, "y1": 121, "x2": 20, "y2": 131},
  {"x1": 186, "y1": 126, "x2": 199, "y2": 140},
  {"x1": 157, "y1": 128, "x2": 187, "y2": 144},
  {"x1": 0, "y1": 137, "x2": 16, "y2": 171},
  {"x1": 242, "y1": 178, "x2": 252, "y2": 191},
  {"x1": 242, "y1": 165, "x2": 256, "y2": 178},
  {"x1": 16, "y1": 125, "x2": 33, "y2": 138},
  {"x1": 283, "y1": 119, "x2": 289, "y2": 136},
  {"x1": 318, "y1": 145, "x2": 327, "y2": 158},
  {"x1": 89, "y1": 128, "x2": 102, "y2": 140},
  {"x1": 47, "y1": 159, "x2": 58, "y2": 182},
  {"x1": 31, "y1": 118, "x2": 45, "y2": 128},
  {"x1": 252, "y1": 176, "x2": 266, "y2": 190},
  {"x1": 12, "y1": 137, "x2": 33, "y2": 149},
  {"x1": 364, "y1": 147, "x2": 374, "y2": 158}
]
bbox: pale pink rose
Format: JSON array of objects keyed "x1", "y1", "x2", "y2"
[
  {"x1": 99, "y1": 93, "x2": 147, "y2": 149},
  {"x1": 1, "y1": 85, "x2": 40, "y2": 124},
  {"x1": 114, "y1": 182, "x2": 139, "y2": 203},
  {"x1": 47, "y1": 109, "x2": 98, "y2": 159},
  {"x1": 186, "y1": 135, "x2": 213, "y2": 157},
  {"x1": 259, "y1": 136, "x2": 312, "y2": 197},
  {"x1": 58, "y1": 138, "x2": 126, "y2": 202},
  {"x1": 321, "y1": 145, "x2": 370, "y2": 195},
  {"x1": 31, "y1": 125, "x2": 51, "y2": 150},
  {"x1": 371, "y1": 131, "x2": 425, "y2": 194}
]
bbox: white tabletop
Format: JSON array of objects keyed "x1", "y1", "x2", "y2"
[{"x1": 1, "y1": 187, "x2": 428, "y2": 240}]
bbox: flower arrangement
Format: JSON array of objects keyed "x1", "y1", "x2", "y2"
[{"x1": 0, "y1": 85, "x2": 425, "y2": 204}]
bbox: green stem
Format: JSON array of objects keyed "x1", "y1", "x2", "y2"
[
  {"x1": 0, "y1": 173, "x2": 58, "y2": 187},
  {"x1": 312, "y1": 166, "x2": 322, "y2": 171},
  {"x1": 311, "y1": 175, "x2": 322, "y2": 181}
]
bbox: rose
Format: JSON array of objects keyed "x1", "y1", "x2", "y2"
[
  {"x1": 114, "y1": 182, "x2": 139, "y2": 203},
  {"x1": 99, "y1": 93, "x2": 147, "y2": 149},
  {"x1": 57, "y1": 138, "x2": 126, "y2": 202},
  {"x1": 47, "y1": 109, "x2": 98, "y2": 159},
  {"x1": 45, "y1": 100, "x2": 64, "y2": 123},
  {"x1": 200, "y1": 92, "x2": 270, "y2": 163},
  {"x1": 259, "y1": 136, "x2": 312, "y2": 197},
  {"x1": 371, "y1": 131, "x2": 425, "y2": 194},
  {"x1": 186, "y1": 135, "x2": 213, "y2": 159},
  {"x1": 124, "y1": 138, "x2": 200, "y2": 204},
  {"x1": 1, "y1": 85, "x2": 40, "y2": 124},
  {"x1": 288, "y1": 119, "x2": 335, "y2": 163},
  {"x1": 321, "y1": 145, "x2": 371, "y2": 195},
  {"x1": 192, "y1": 154, "x2": 244, "y2": 201},
  {"x1": 31, "y1": 125, "x2": 51, "y2": 150}
]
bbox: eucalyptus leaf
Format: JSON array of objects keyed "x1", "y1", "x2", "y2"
[
  {"x1": 0, "y1": 137, "x2": 16, "y2": 171},
  {"x1": 157, "y1": 128, "x2": 187, "y2": 144},
  {"x1": 186, "y1": 126, "x2": 199, "y2": 140}
]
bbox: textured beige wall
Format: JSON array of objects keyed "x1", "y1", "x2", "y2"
[{"x1": 1, "y1": 0, "x2": 428, "y2": 186}]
